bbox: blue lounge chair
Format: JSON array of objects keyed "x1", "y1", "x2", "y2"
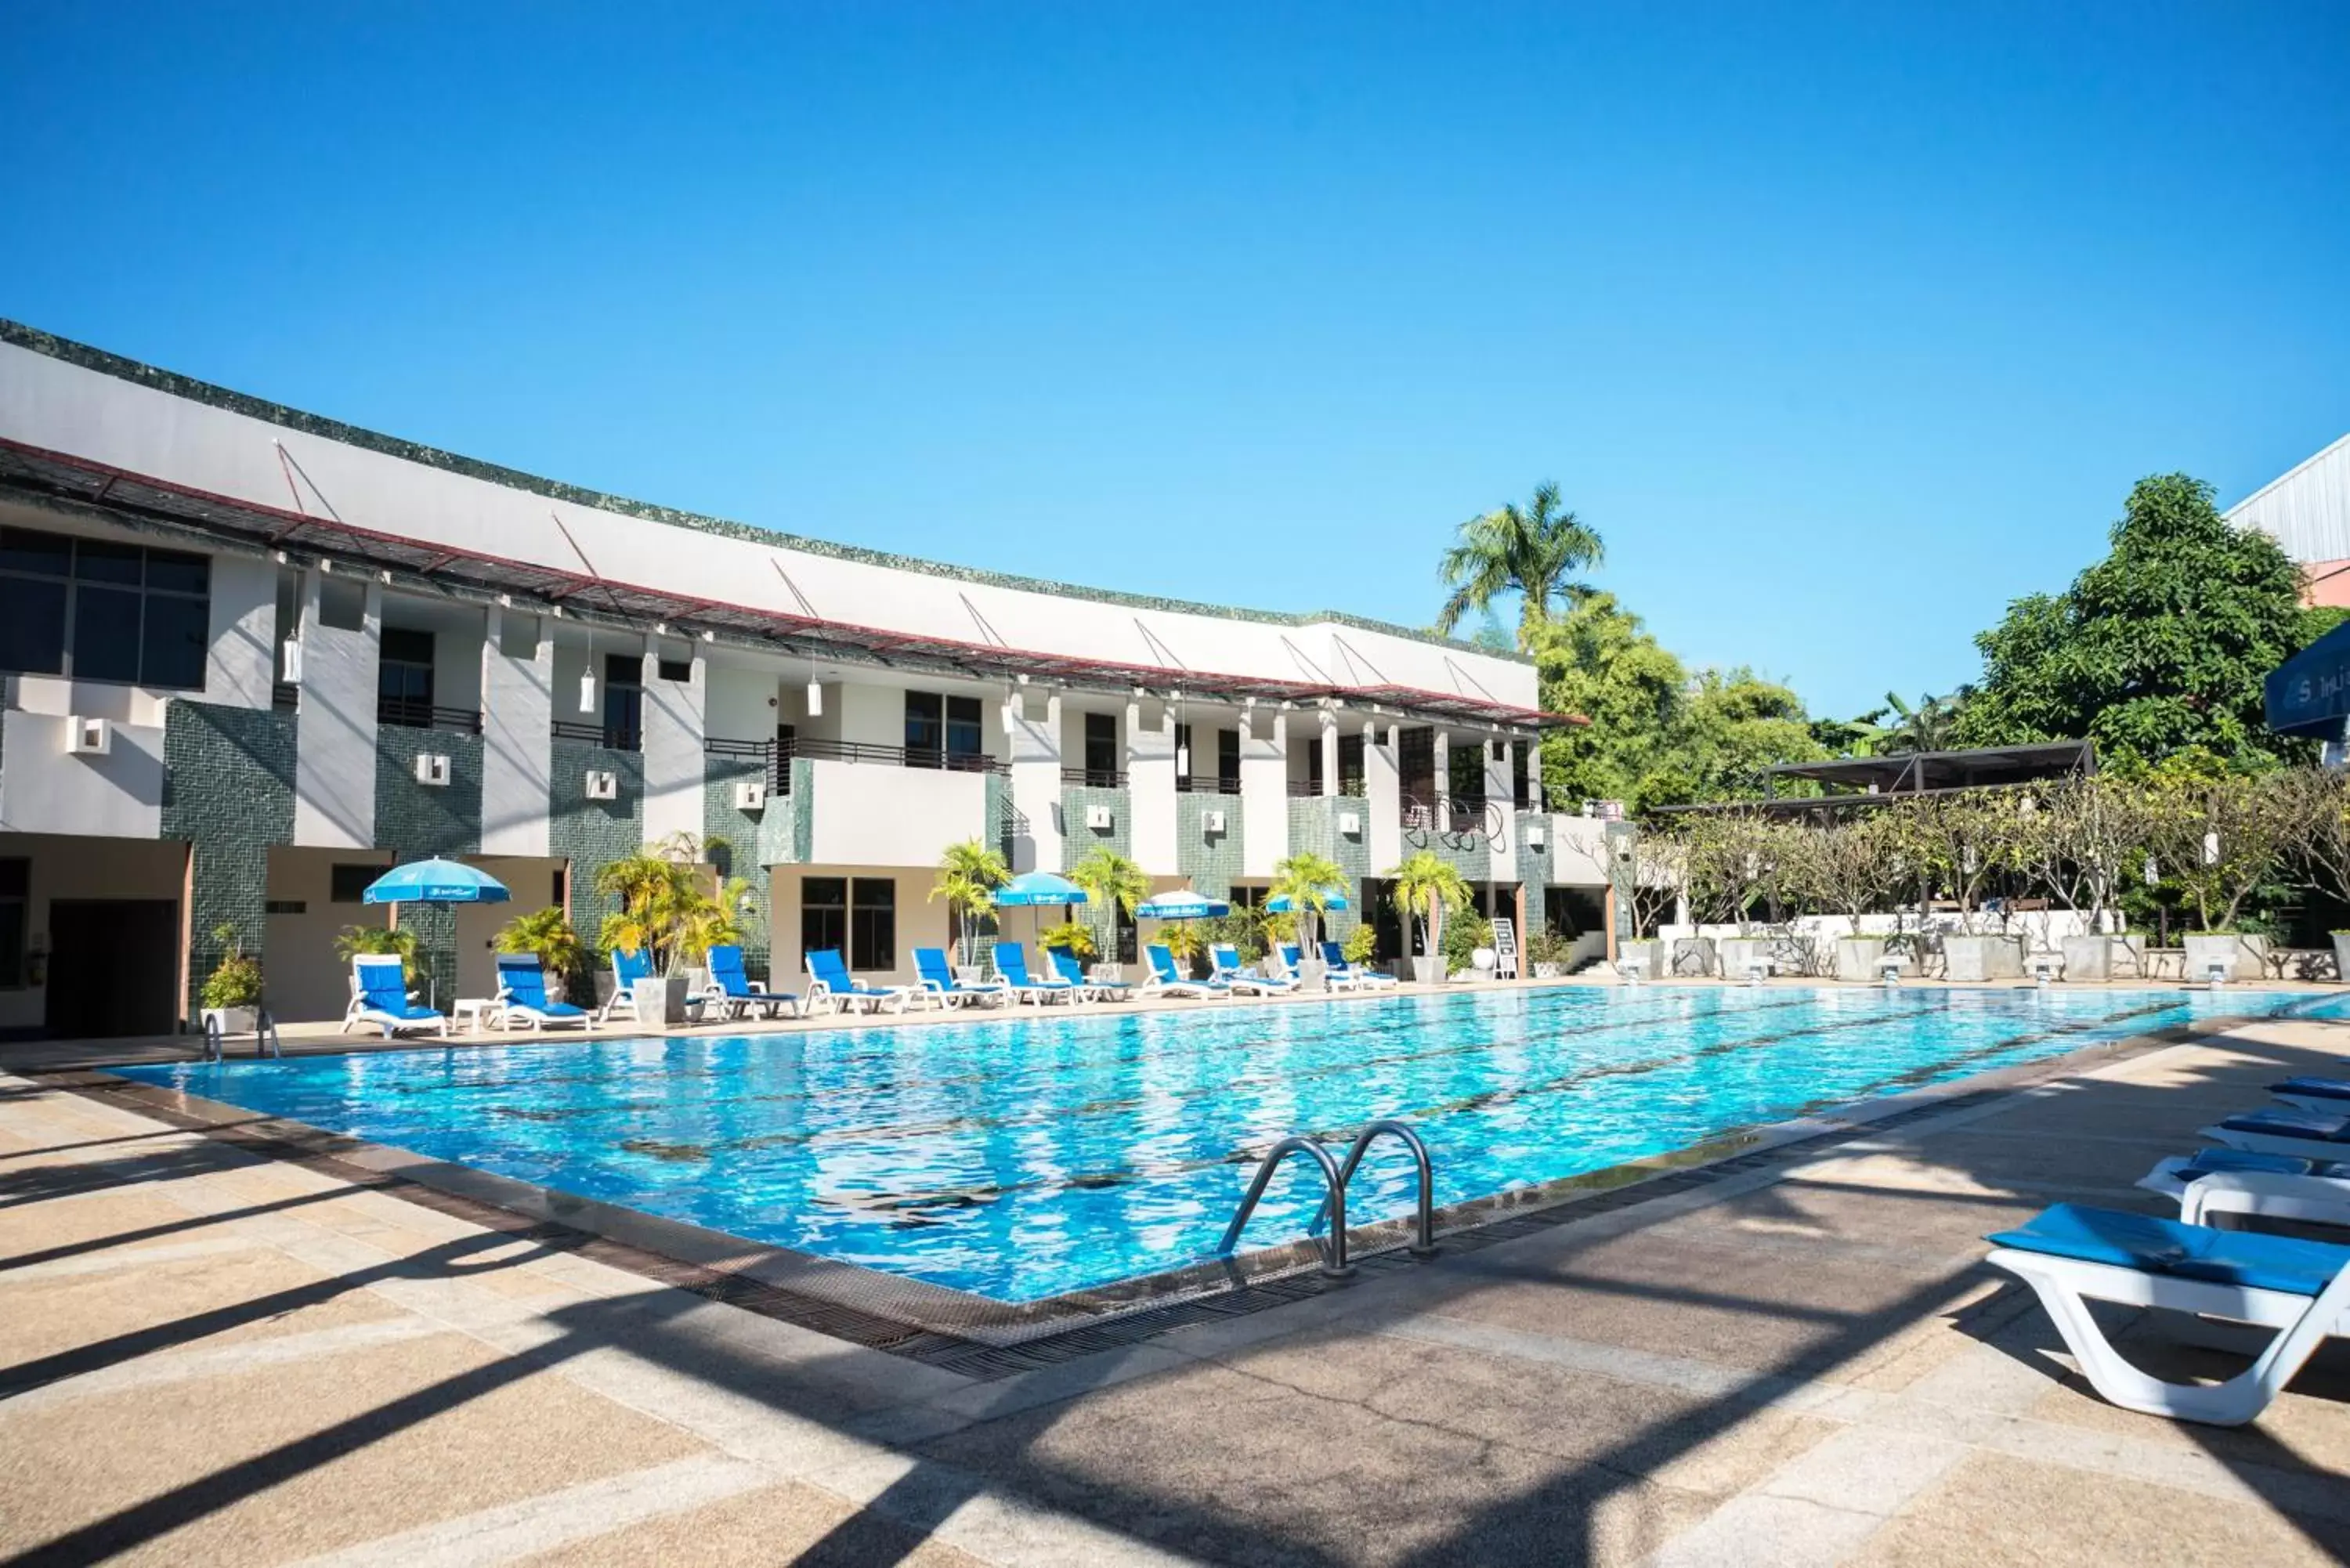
[
  {"x1": 1210, "y1": 943, "x2": 1295, "y2": 995},
  {"x1": 2267, "y1": 1076, "x2": 2350, "y2": 1116},
  {"x1": 805, "y1": 948, "x2": 911, "y2": 1015},
  {"x1": 1986, "y1": 1202, "x2": 2350, "y2": 1425},
  {"x1": 913, "y1": 947, "x2": 1008, "y2": 1009},
  {"x1": 600, "y1": 946, "x2": 654, "y2": 1024},
  {"x1": 494, "y1": 954, "x2": 590, "y2": 1031},
  {"x1": 2201, "y1": 1108, "x2": 2350, "y2": 1162},
  {"x1": 2138, "y1": 1147, "x2": 2350, "y2": 1230},
  {"x1": 1141, "y1": 943, "x2": 1221, "y2": 998},
  {"x1": 993, "y1": 941, "x2": 1076, "y2": 1005},
  {"x1": 1321, "y1": 941, "x2": 1398, "y2": 989},
  {"x1": 1048, "y1": 947, "x2": 1129, "y2": 1002},
  {"x1": 342, "y1": 954, "x2": 447, "y2": 1039},
  {"x1": 702, "y1": 945, "x2": 795, "y2": 1021}
]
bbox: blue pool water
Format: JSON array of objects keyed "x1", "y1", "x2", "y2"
[{"x1": 117, "y1": 985, "x2": 2345, "y2": 1302}]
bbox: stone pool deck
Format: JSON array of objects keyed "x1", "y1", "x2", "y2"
[{"x1": 3, "y1": 1015, "x2": 2348, "y2": 1564}]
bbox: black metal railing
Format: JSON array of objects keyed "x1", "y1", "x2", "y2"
[
  {"x1": 1340, "y1": 775, "x2": 1366, "y2": 797},
  {"x1": 1175, "y1": 775, "x2": 1242, "y2": 795},
  {"x1": 1061, "y1": 766, "x2": 1128, "y2": 789},
  {"x1": 704, "y1": 735, "x2": 790, "y2": 796},
  {"x1": 378, "y1": 698, "x2": 483, "y2": 735},
  {"x1": 1286, "y1": 780, "x2": 1321, "y2": 798},
  {"x1": 1448, "y1": 794, "x2": 1489, "y2": 835},
  {"x1": 551, "y1": 718, "x2": 639, "y2": 751},
  {"x1": 271, "y1": 683, "x2": 298, "y2": 712},
  {"x1": 783, "y1": 736, "x2": 1006, "y2": 774}
]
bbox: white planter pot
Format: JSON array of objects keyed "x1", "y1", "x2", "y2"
[
  {"x1": 1617, "y1": 938, "x2": 1663, "y2": 978},
  {"x1": 1670, "y1": 936, "x2": 1716, "y2": 977},
  {"x1": 201, "y1": 1006, "x2": 259, "y2": 1038},
  {"x1": 2061, "y1": 934, "x2": 2119, "y2": 982},
  {"x1": 2334, "y1": 934, "x2": 2350, "y2": 985},
  {"x1": 1411, "y1": 955, "x2": 1444, "y2": 985},
  {"x1": 1942, "y1": 934, "x2": 2024, "y2": 984},
  {"x1": 2183, "y1": 934, "x2": 2269, "y2": 983},
  {"x1": 1531, "y1": 962, "x2": 1561, "y2": 979},
  {"x1": 1835, "y1": 936, "x2": 1890, "y2": 983},
  {"x1": 1296, "y1": 955, "x2": 1329, "y2": 993},
  {"x1": 633, "y1": 974, "x2": 692, "y2": 1025},
  {"x1": 1716, "y1": 938, "x2": 1773, "y2": 981}
]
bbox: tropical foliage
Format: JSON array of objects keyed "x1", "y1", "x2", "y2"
[
  {"x1": 334, "y1": 923, "x2": 421, "y2": 984},
  {"x1": 1385, "y1": 851, "x2": 1473, "y2": 961},
  {"x1": 1036, "y1": 920, "x2": 1097, "y2": 961},
  {"x1": 931, "y1": 839, "x2": 1011, "y2": 966},
  {"x1": 1435, "y1": 481, "x2": 1604, "y2": 648},
  {"x1": 494, "y1": 907, "x2": 588, "y2": 995},
  {"x1": 1269, "y1": 851, "x2": 1347, "y2": 957},
  {"x1": 595, "y1": 833, "x2": 742, "y2": 976},
  {"x1": 200, "y1": 923, "x2": 263, "y2": 1010}
]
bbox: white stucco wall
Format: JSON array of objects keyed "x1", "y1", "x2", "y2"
[
  {"x1": 0, "y1": 711, "x2": 166, "y2": 838},
  {"x1": 291, "y1": 570, "x2": 378, "y2": 848},
  {"x1": 1128, "y1": 698, "x2": 1177, "y2": 874},
  {"x1": 204, "y1": 552, "x2": 278, "y2": 710},
  {"x1": 479, "y1": 608, "x2": 551, "y2": 857},
  {"x1": 805, "y1": 761, "x2": 987, "y2": 869},
  {"x1": 1238, "y1": 710, "x2": 1286, "y2": 877},
  {"x1": 1005, "y1": 690, "x2": 1061, "y2": 873},
  {"x1": 640, "y1": 648, "x2": 705, "y2": 847},
  {"x1": 1365, "y1": 722, "x2": 1402, "y2": 870},
  {"x1": 705, "y1": 663, "x2": 777, "y2": 743}
]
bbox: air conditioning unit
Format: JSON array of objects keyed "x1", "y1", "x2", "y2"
[
  {"x1": 1202, "y1": 809, "x2": 1226, "y2": 834},
  {"x1": 584, "y1": 769, "x2": 619, "y2": 801},
  {"x1": 414, "y1": 753, "x2": 452, "y2": 787},
  {"x1": 1085, "y1": 804, "x2": 1113, "y2": 830},
  {"x1": 1524, "y1": 822, "x2": 1546, "y2": 848},
  {"x1": 65, "y1": 716, "x2": 111, "y2": 756},
  {"x1": 1336, "y1": 810, "x2": 1362, "y2": 836},
  {"x1": 734, "y1": 779, "x2": 768, "y2": 811}
]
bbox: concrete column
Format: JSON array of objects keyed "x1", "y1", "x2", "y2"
[
  {"x1": 291, "y1": 567, "x2": 379, "y2": 849},
  {"x1": 641, "y1": 641, "x2": 707, "y2": 847},
  {"x1": 479, "y1": 606, "x2": 553, "y2": 857},
  {"x1": 1366, "y1": 719, "x2": 1402, "y2": 870},
  {"x1": 1487, "y1": 737, "x2": 1516, "y2": 862},
  {"x1": 1318, "y1": 710, "x2": 1340, "y2": 798},
  {"x1": 1525, "y1": 737, "x2": 1544, "y2": 814},
  {"x1": 1240, "y1": 706, "x2": 1287, "y2": 877},
  {"x1": 1005, "y1": 687, "x2": 1062, "y2": 872},
  {"x1": 1129, "y1": 697, "x2": 1177, "y2": 875}
]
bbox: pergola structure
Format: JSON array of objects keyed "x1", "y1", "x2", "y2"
[{"x1": 1651, "y1": 739, "x2": 2097, "y2": 819}]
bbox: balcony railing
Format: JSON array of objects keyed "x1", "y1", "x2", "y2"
[
  {"x1": 1061, "y1": 766, "x2": 1128, "y2": 789},
  {"x1": 271, "y1": 682, "x2": 298, "y2": 712},
  {"x1": 378, "y1": 697, "x2": 483, "y2": 735},
  {"x1": 1175, "y1": 775, "x2": 1242, "y2": 795},
  {"x1": 551, "y1": 718, "x2": 639, "y2": 752},
  {"x1": 786, "y1": 736, "x2": 1006, "y2": 774}
]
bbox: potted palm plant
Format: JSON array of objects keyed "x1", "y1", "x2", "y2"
[
  {"x1": 493, "y1": 907, "x2": 584, "y2": 1002},
  {"x1": 595, "y1": 834, "x2": 732, "y2": 1023},
  {"x1": 1270, "y1": 851, "x2": 1347, "y2": 991},
  {"x1": 199, "y1": 923, "x2": 264, "y2": 1039},
  {"x1": 1386, "y1": 851, "x2": 1472, "y2": 985},
  {"x1": 931, "y1": 839, "x2": 1011, "y2": 970},
  {"x1": 1067, "y1": 847, "x2": 1147, "y2": 976}
]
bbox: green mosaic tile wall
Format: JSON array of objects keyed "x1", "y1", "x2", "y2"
[
  {"x1": 1284, "y1": 795, "x2": 1371, "y2": 939},
  {"x1": 371, "y1": 725, "x2": 486, "y2": 1001},
  {"x1": 1060, "y1": 784, "x2": 1131, "y2": 952},
  {"x1": 1426, "y1": 825, "x2": 1491, "y2": 883},
  {"x1": 549, "y1": 739, "x2": 645, "y2": 943},
  {"x1": 984, "y1": 771, "x2": 1015, "y2": 863},
  {"x1": 1175, "y1": 791, "x2": 1243, "y2": 898},
  {"x1": 703, "y1": 755, "x2": 772, "y2": 974},
  {"x1": 163, "y1": 701, "x2": 297, "y2": 1018}
]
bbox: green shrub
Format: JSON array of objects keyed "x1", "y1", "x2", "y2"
[
  {"x1": 200, "y1": 923, "x2": 262, "y2": 1010},
  {"x1": 1441, "y1": 912, "x2": 1494, "y2": 977}
]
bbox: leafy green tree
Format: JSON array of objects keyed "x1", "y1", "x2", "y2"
[
  {"x1": 1386, "y1": 851, "x2": 1474, "y2": 964},
  {"x1": 1436, "y1": 481, "x2": 1603, "y2": 648},
  {"x1": 1269, "y1": 851, "x2": 1348, "y2": 957},
  {"x1": 1954, "y1": 474, "x2": 2330, "y2": 768},
  {"x1": 1875, "y1": 692, "x2": 1961, "y2": 753}
]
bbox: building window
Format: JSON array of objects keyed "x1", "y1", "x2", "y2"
[
  {"x1": 330, "y1": 864, "x2": 381, "y2": 904},
  {"x1": 1218, "y1": 728, "x2": 1241, "y2": 793},
  {"x1": 1085, "y1": 713, "x2": 1118, "y2": 782},
  {"x1": 1339, "y1": 732, "x2": 1365, "y2": 795},
  {"x1": 905, "y1": 692, "x2": 983, "y2": 765},
  {"x1": 1449, "y1": 739, "x2": 1488, "y2": 804},
  {"x1": 801, "y1": 876, "x2": 848, "y2": 962},
  {"x1": 0, "y1": 858, "x2": 24, "y2": 988},
  {"x1": 0, "y1": 526, "x2": 210, "y2": 688},
  {"x1": 656, "y1": 658, "x2": 692, "y2": 683},
  {"x1": 851, "y1": 878, "x2": 896, "y2": 970},
  {"x1": 1397, "y1": 727, "x2": 1435, "y2": 804},
  {"x1": 1305, "y1": 740, "x2": 1324, "y2": 794},
  {"x1": 378, "y1": 627, "x2": 436, "y2": 728},
  {"x1": 603, "y1": 655, "x2": 643, "y2": 751}
]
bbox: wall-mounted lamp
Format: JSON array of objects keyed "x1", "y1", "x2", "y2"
[{"x1": 805, "y1": 680, "x2": 824, "y2": 717}]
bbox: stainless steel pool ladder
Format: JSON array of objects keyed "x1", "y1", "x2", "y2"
[{"x1": 1217, "y1": 1118, "x2": 1438, "y2": 1279}]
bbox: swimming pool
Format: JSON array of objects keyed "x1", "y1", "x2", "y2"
[{"x1": 115, "y1": 985, "x2": 2344, "y2": 1302}]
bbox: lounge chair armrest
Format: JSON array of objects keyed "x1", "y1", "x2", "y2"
[{"x1": 2181, "y1": 1169, "x2": 2350, "y2": 1225}]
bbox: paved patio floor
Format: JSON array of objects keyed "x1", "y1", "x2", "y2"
[{"x1": 3, "y1": 1014, "x2": 2348, "y2": 1565}]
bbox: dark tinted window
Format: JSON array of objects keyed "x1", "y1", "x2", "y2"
[
  {"x1": 657, "y1": 658, "x2": 692, "y2": 683},
  {"x1": 140, "y1": 594, "x2": 209, "y2": 690},
  {"x1": 0, "y1": 529, "x2": 70, "y2": 576},
  {"x1": 945, "y1": 695, "x2": 982, "y2": 757},
  {"x1": 1085, "y1": 713, "x2": 1116, "y2": 776},
  {"x1": 144, "y1": 549, "x2": 209, "y2": 596},
  {"x1": 72, "y1": 587, "x2": 143, "y2": 682},
  {"x1": 1218, "y1": 728, "x2": 1241, "y2": 788},
  {"x1": 851, "y1": 878, "x2": 896, "y2": 970},
  {"x1": 0, "y1": 578, "x2": 67, "y2": 674},
  {"x1": 330, "y1": 865, "x2": 380, "y2": 903},
  {"x1": 905, "y1": 691, "x2": 943, "y2": 755},
  {"x1": 801, "y1": 876, "x2": 848, "y2": 964},
  {"x1": 72, "y1": 538, "x2": 143, "y2": 585}
]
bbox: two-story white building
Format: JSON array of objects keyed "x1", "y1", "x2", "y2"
[{"x1": 0, "y1": 320, "x2": 1611, "y2": 1035}]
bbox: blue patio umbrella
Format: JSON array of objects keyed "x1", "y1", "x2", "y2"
[
  {"x1": 1264, "y1": 891, "x2": 1349, "y2": 912},
  {"x1": 1137, "y1": 890, "x2": 1230, "y2": 919},
  {"x1": 991, "y1": 870, "x2": 1090, "y2": 949},
  {"x1": 364, "y1": 859, "x2": 509, "y2": 1006}
]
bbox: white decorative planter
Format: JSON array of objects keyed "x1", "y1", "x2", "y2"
[
  {"x1": 2182, "y1": 934, "x2": 2269, "y2": 983},
  {"x1": 1411, "y1": 956, "x2": 1444, "y2": 985},
  {"x1": 633, "y1": 974, "x2": 692, "y2": 1024},
  {"x1": 2334, "y1": 934, "x2": 2350, "y2": 985},
  {"x1": 1835, "y1": 936, "x2": 1890, "y2": 983},
  {"x1": 201, "y1": 1006, "x2": 259, "y2": 1038},
  {"x1": 2060, "y1": 934, "x2": 2120, "y2": 982},
  {"x1": 1942, "y1": 934, "x2": 2024, "y2": 984},
  {"x1": 1531, "y1": 962, "x2": 1562, "y2": 980},
  {"x1": 1617, "y1": 938, "x2": 1663, "y2": 979},
  {"x1": 1670, "y1": 936, "x2": 1716, "y2": 978},
  {"x1": 1716, "y1": 938, "x2": 1773, "y2": 980}
]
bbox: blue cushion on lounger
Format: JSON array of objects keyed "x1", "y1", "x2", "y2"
[
  {"x1": 2217, "y1": 1110, "x2": 2350, "y2": 1144},
  {"x1": 2272, "y1": 1077, "x2": 2350, "y2": 1102},
  {"x1": 1986, "y1": 1204, "x2": 2350, "y2": 1298},
  {"x1": 2177, "y1": 1147, "x2": 2322, "y2": 1178}
]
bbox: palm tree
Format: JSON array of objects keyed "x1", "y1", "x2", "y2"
[
  {"x1": 1385, "y1": 850, "x2": 1473, "y2": 979},
  {"x1": 1270, "y1": 851, "x2": 1347, "y2": 963},
  {"x1": 1878, "y1": 692, "x2": 1960, "y2": 754},
  {"x1": 1067, "y1": 847, "x2": 1148, "y2": 957},
  {"x1": 931, "y1": 839, "x2": 1011, "y2": 966},
  {"x1": 1435, "y1": 481, "x2": 1604, "y2": 648}
]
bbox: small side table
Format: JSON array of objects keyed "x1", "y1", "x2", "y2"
[{"x1": 450, "y1": 998, "x2": 502, "y2": 1033}]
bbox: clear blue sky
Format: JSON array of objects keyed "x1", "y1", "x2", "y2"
[{"x1": 5, "y1": 2, "x2": 2345, "y2": 717}]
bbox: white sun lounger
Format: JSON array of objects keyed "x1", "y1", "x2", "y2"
[
  {"x1": 1986, "y1": 1203, "x2": 2350, "y2": 1425},
  {"x1": 2138, "y1": 1149, "x2": 2350, "y2": 1229}
]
